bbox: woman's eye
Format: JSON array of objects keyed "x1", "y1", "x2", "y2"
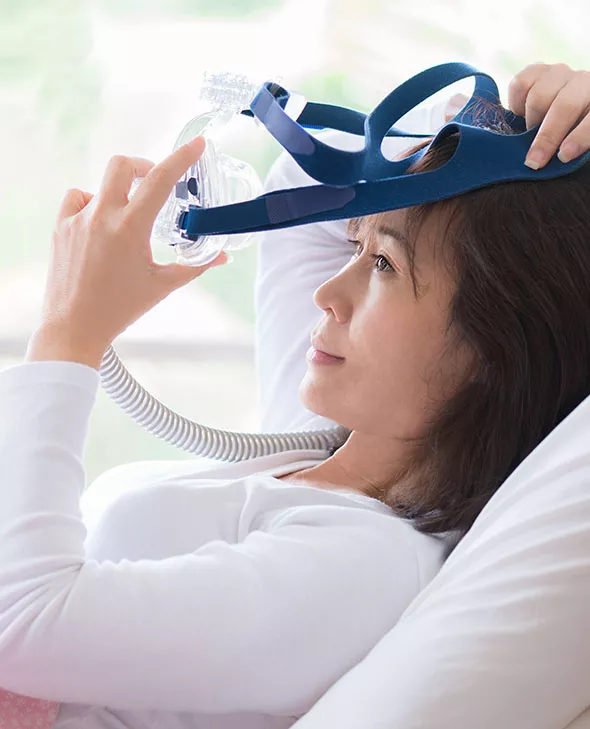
[{"x1": 347, "y1": 239, "x2": 394, "y2": 274}]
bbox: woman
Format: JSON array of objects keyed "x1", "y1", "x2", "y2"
[
  {"x1": 0, "y1": 62, "x2": 588, "y2": 728},
  {"x1": 259, "y1": 62, "x2": 590, "y2": 538}
]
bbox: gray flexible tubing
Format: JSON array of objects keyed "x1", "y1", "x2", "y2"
[{"x1": 98, "y1": 344, "x2": 351, "y2": 462}]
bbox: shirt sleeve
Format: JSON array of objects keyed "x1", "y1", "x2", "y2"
[
  {"x1": 254, "y1": 97, "x2": 451, "y2": 434},
  {"x1": 0, "y1": 360, "x2": 421, "y2": 715}
]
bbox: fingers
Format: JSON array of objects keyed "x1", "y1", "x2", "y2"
[
  {"x1": 508, "y1": 62, "x2": 590, "y2": 169},
  {"x1": 96, "y1": 156, "x2": 156, "y2": 209},
  {"x1": 559, "y1": 113, "x2": 590, "y2": 163},
  {"x1": 56, "y1": 188, "x2": 95, "y2": 222},
  {"x1": 125, "y1": 136, "x2": 206, "y2": 219},
  {"x1": 508, "y1": 62, "x2": 573, "y2": 130},
  {"x1": 524, "y1": 64, "x2": 573, "y2": 130},
  {"x1": 528, "y1": 74, "x2": 590, "y2": 167},
  {"x1": 507, "y1": 62, "x2": 557, "y2": 125}
]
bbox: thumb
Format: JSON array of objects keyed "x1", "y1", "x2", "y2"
[{"x1": 156, "y1": 251, "x2": 229, "y2": 289}]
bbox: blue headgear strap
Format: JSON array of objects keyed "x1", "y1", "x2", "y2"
[{"x1": 181, "y1": 61, "x2": 590, "y2": 240}]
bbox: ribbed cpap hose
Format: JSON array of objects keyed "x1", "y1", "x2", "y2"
[
  {"x1": 98, "y1": 72, "x2": 351, "y2": 461},
  {"x1": 98, "y1": 344, "x2": 352, "y2": 462}
]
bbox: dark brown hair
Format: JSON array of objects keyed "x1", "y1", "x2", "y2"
[{"x1": 343, "y1": 102, "x2": 590, "y2": 540}]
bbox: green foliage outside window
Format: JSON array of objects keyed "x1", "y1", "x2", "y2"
[{"x1": 100, "y1": 0, "x2": 282, "y2": 20}]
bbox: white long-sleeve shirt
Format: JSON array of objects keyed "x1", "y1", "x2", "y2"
[{"x1": 0, "y1": 97, "x2": 451, "y2": 729}]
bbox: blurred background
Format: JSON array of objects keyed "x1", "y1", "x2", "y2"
[{"x1": 0, "y1": 0, "x2": 588, "y2": 486}]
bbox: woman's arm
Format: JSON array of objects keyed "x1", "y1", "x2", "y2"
[
  {"x1": 254, "y1": 97, "x2": 455, "y2": 434},
  {"x1": 0, "y1": 360, "x2": 421, "y2": 712}
]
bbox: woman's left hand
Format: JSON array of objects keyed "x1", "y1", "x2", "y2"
[
  {"x1": 28, "y1": 136, "x2": 227, "y2": 369},
  {"x1": 444, "y1": 62, "x2": 590, "y2": 170},
  {"x1": 507, "y1": 62, "x2": 590, "y2": 169}
]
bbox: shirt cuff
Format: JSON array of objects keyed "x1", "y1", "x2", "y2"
[{"x1": 0, "y1": 359, "x2": 101, "y2": 393}]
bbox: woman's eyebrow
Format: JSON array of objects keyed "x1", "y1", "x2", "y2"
[
  {"x1": 376, "y1": 223, "x2": 414, "y2": 274},
  {"x1": 376, "y1": 224, "x2": 410, "y2": 247}
]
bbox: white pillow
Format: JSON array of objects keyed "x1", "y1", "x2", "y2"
[{"x1": 290, "y1": 345, "x2": 590, "y2": 726}]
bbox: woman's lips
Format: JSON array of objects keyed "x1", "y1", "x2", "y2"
[{"x1": 306, "y1": 346, "x2": 345, "y2": 365}]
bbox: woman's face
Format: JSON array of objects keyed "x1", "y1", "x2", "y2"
[{"x1": 299, "y1": 207, "x2": 472, "y2": 443}]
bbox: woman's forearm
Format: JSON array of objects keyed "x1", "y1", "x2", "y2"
[{"x1": 25, "y1": 323, "x2": 106, "y2": 371}]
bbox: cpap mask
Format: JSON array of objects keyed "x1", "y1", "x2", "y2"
[{"x1": 101, "y1": 61, "x2": 590, "y2": 462}]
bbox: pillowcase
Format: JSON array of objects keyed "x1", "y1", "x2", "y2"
[{"x1": 292, "y1": 385, "x2": 590, "y2": 729}]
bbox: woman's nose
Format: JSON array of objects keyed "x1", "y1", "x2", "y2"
[{"x1": 312, "y1": 263, "x2": 355, "y2": 321}]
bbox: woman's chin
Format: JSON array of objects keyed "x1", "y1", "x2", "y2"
[{"x1": 299, "y1": 381, "x2": 349, "y2": 427}]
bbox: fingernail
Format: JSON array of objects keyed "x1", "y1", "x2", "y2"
[
  {"x1": 558, "y1": 142, "x2": 581, "y2": 164},
  {"x1": 186, "y1": 135, "x2": 204, "y2": 149},
  {"x1": 524, "y1": 146, "x2": 547, "y2": 170}
]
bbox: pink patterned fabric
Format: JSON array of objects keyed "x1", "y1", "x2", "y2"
[{"x1": 0, "y1": 687, "x2": 60, "y2": 728}]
